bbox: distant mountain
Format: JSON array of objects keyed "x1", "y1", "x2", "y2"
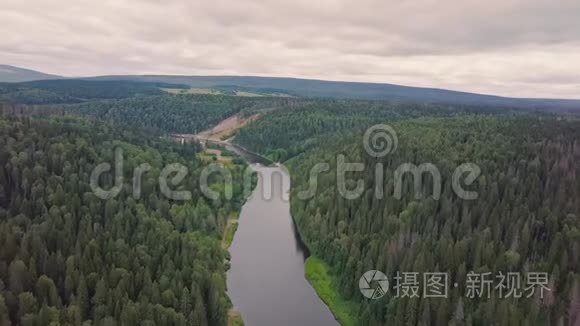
[
  {"x1": 90, "y1": 75, "x2": 580, "y2": 111},
  {"x1": 2, "y1": 64, "x2": 578, "y2": 110},
  {"x1": 0, "y1": 65, "x2": 61, "y2": 82}
]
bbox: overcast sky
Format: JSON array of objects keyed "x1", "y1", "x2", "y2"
[{"x1": 1, "y1": 0, "x2": 579, "y2": 98}]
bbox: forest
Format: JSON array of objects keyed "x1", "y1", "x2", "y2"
[
  {"x1": 0, "y1": 84, "x2": 579, "y2": 325},
  {"x1": 0, "y1": 80, "x2": 190, "y2": 105},
  {"x1": 64, "y1": 95, "x2": 298, "y2": 134},
  {"x1": 233, "y1": 100, "x2": 525, "y2": 162},
  {"x1": 0, "y1": 114, "x2": 250, "y2": 325},
  {"x1": 236, "y1": 112, "x2": 580, "y2": 325}
]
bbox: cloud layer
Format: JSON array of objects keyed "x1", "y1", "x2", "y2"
[{"x1": 2, "y1": 0, "x2": 579, "y2": 98}]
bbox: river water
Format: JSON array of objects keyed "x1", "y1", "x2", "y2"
[{"x1": 226, "y1": 164, "x2": 339, "y2": 326}]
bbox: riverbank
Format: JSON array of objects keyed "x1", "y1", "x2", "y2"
[
  {"x1": 223, "y1": 164, "x2": 257, "y2": 326},
  {"x1": 304, "y1": 257, "x2": 359, "y2": 326},
  {"x1": 285, "y1": 159, "x2": 360, "y2": 326},
  {"x1": 223, "y1": 216, "x2": 239, "y2": 249},
  {"x1": 288, "y1": 199, "x2": 361, "y2": 325},
  {"x1": 227, "y1": 310, "x2": 244, "y2": 326}
]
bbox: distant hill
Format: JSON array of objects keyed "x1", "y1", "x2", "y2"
[
  {"x1": 2, "y1": 65, "x2": 578, "y2": 110},
  {"x1": 90, "y1": 75, "x2": 580, "y2": 111},
  {"x1": 0, "y1": 64, "x2": 61, "y2": 82},
  {"x1": 0, "y1": 79, "x2": 189, "y2": 104}
]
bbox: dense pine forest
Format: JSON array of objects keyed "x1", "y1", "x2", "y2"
[
  {"x1": 0, "y1": 114, "x2": 249, "y2": 325},
  {"x1": 237, "y1": 113, "x2": 580, "y2": 325},
  {"x1": 3, "y1": 0, "x2": 580, "y2": 324},
  {"x1": 0, "y1": 80, "x2": 189, "y2": 105},
  {"x1": 1, "y1": 84, "x2": 579, "y2": 326},
  {"x1": 64, "y1": 95, "x2": 299, "y2": 134},
  {"x1": 233, "y1": 101, "x2": 523, "y2": 162}
]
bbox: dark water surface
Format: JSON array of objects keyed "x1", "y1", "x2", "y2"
[{"x1": 226, "y1": 165, "x2": 339, "y2": 326}]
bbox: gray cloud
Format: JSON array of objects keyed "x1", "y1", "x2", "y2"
[{"x1": 1, "y1": 0, "x2": 579, "y2": 98}]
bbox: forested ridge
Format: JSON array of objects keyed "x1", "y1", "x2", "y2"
[
  {"x1": 65, "y1": 95, "x2": 303, "y2": 134},
  {"x1": 0, "y1": 114, "x2": 249, "y2": 325},
  {"x1": 233, "y1": 100, "x2": 524, "y2": 162},
  {"x1": 282, "y1": 116, "x2": 580, "y2": 325},
  {"x1": 0, "y1": 80, "x2": 189, "y2": 105}
]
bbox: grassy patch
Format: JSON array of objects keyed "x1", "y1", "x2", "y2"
[
  {"x1": 235, "y1": 90, "x2": 263, "y2": 97},
  {"x1": 223, "y1": 220, "x2": 238, "y2": 249},
  {"x1": 227, "y1": 310, "x2": 244, "y2": 326},
  {"x1": 162, "y1": 87, "x2": 222, "y2": 95},
  {"x1": 304, "y1": 256, "x2": 359, "y2": 326}
]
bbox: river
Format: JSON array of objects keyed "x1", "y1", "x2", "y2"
[{"x1": 226, "y1": 164, "x2": 339, "y2": 326}]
